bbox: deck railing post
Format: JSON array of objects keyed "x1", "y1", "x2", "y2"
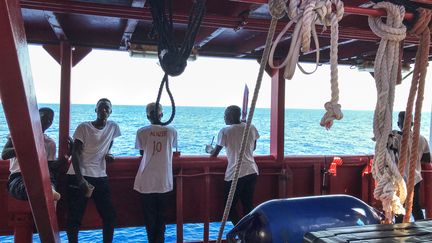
[
  {"x1": 204, "y1": 166, "x2": 210, "y2": 243},
  {"x1": 176, "y1": 169, "x2": 184, "y2": 242},
  {"x1": 267, "y1": 63, "x2": 285, "y2": 162},
  {"x1": 0, "y1": 1, "x2": 60, "y2": 242},
  {"x1": 59, "y1": 42, "x2": 72, "y2": 159}
]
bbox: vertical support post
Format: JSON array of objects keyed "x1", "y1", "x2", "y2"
[
  {"x1": 204, "y1": 166, "x2": 210, "y2": 243},
  {"x1": 59, "y1": 42, "x2": 72, "y2": 158},
  {"x1": 430, "y1": 108, "x2": 432, "y2": 149},
  {"x1": 13, "y1": 214, "x2": 33, "y2": 243},
  {"x1": 422, "y1": 163, "x2": 432, "y2": 218},
  {"x1": 313, "y1": 163, "x2": 322, "y2": 195},
  {"x1": 176, "y1": 169, "x2": 184, "y2": 243},
  {"x1": 0, "y1": 1, "x2": 60, "y2": 242},
  {"x1": 269, "y1": 66, "x2": 285, "y2": 162}
]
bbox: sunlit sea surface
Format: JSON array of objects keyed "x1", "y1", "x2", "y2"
[{"x1": 0, "y1": 105, "x2": 431, "y2": 242}]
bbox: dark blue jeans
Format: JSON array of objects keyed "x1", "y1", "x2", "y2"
[
  {"x1": 140, "y1": 192, "x2": 171, "y2": 243},
  {"x1": 224, "y1": 173, "x2": 258, "y2": 225},
  {"x1": 66, "y1": 175, "x2": 116, "y2": 243},
  {"x1": 7, "y1": 172, "x2": 56, "y2": 201}
]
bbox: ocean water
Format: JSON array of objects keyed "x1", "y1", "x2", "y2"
[
  {"x1": 0, "y1": 105, "x2": 431, "y2": 242},
  {"x1": 1, "y1": 104, "x2": 430, "y2": 156}
]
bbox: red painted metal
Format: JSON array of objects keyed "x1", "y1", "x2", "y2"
[
  {"x1": 176, "y1": 169, "x2": 184, "y2": 243},
  {"x1": 72, "y1": 47, "x2": 92, "y2": 67},
  {"x1": 268, "y1": 65, "x2": 285, "y2": 162},
  {"x1": 3, "y1": 155, "x2": 431, "y2": 240},
  {"x1": 0, "y1": 0, "x2": 60, "y2": 242},
  {"x1": 204, "y1": 166, "x2": 210, "y2": 243},
  {"x1": 229, "y1": 0, "x2": 416, "y2": 20},
  {"x1": 44, "y1": 44, "x2": 92, "y2": 67},
  {"x1": 19, "y1": 0, "x2": 423, "y2": 46},
  {"x1": 58, "y1": 42, "x2": 72, "y2": 160},
  {"x1": 422, "y1": 163, "x2": 432, "y2": 218}
]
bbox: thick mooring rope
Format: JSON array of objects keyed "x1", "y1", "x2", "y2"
[
  {"x1": 398, "y1": 8, "x2": 431, "y2": 223},
  {"x1": 369, "y1": 1, "x2": 407, "y2": 223},
  {"x1": 268, "y1": 0, "x2": 344, "y2": 129},
  {"x1": 148, "y1": 0, "x2": 206, "y2": 125},
  {"x1": 216, "y1": 0, "x2": 287, "y2": 242}
]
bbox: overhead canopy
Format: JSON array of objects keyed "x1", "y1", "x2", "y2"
[{"x1": 21, "y1": 0, "x2": 432, "y2": 65}]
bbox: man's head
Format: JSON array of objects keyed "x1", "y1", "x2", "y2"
[
  {"x1": 39, "y1": 107, "x2": 54, "y2": 132},
  {"x1": 224, "y1": 105, "x2": 241, "y2": 125},
  {"x1": 146, "y1": 102, "x2": 163, "y2": 124},
  {"x1": 95, "y1": 98, "x2": 112, "y2": 121},
  {"x1": 397, "y1": 111, "x2": 413, "y2": 130}
]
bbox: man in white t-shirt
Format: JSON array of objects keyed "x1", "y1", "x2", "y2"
[
  {"x1": 2, "y1": 107, "x2": 61, "y2": 201},
  {"x1": 209, "y1": 105, "x2": 259, "y2": 225},
  {"x1": 134, "y1": 102, "x2": 177, "y2": 243},
  {"x1": 393, "y1": 111, "x2": 430, "y2": 223},
  {"x1": 66, "y1": 98, "x2": 121, "y2": 243}
]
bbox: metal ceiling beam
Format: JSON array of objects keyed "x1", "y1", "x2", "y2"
[
  {"x1": 0, "y1": 1, "x2": 60, "y2": 242},
  {"x1": 302, "y1": 39, "x2": 358, "y2": 56},
  {"x1": 44, "y1": 11, "x2": 67, "y2": 41},
  {"x1": 20, "y1": 0, "x2": 423, "y2": 44},
  {"x1": 120, "y1": 0, "x2": 146, "y2": 50},
  {"x1": 195, "y1": 28, "x2": 226, "y2": 49},
  {"x1": 43, "y1": 44, "x2": 92, "y2": 67},
  {"x1": 229, "y1": 0, "x2": 420, "y2": 20}
]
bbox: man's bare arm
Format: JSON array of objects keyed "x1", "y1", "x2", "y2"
[
  {"x1": 1, "y1": 137, "x2": 16, "y2": 160},
  {"x1": 210, "y1": 145, "x2": 223, "y2": 158}
]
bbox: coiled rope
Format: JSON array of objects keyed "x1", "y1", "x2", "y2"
[
  {"x1": 397, "y1": 8, "x2": 431, "y2": 223},
  {"x1": 216, "y1": 0, "x2": 287, "y2": 242},
  {"x1": 369, "y1": 1, "x2": 407, "y2": 223},
  {"x1": 148, "y1": 0, "x2": 206, "y2": 125},
  {"x1": 268, "y1": 0, "x2": 344, "y2": 129}
]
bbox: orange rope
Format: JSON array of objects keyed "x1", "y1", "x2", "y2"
[{"x1": 400, "y1": 8, "x2": 431, "y2": 223}]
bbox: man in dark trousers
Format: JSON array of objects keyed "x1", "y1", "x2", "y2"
[
  {"x1": 66, "y1": 98, "x2": 121, "y2": 243},
  {"x1": 134, "y1": 102, "x2": 178, "y2": 243},
  {"x1": 209, "y1": 105, "x2": 260, "y2": 225}
]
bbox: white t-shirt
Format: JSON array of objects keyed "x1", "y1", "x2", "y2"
[
  {"x1": 217, "y1": 123, "x2": 259, "y2": 181},
  {"x1": 134, "y1": 125, "x2": 177, "y2": 193},
  {"x1": 9, "y1": 134, "x2": 56, "y2": 174},
  {"x1": 67, "y1": 121, "x2": 121, "y2": 177},
  {"x1": 394, "y1": 132, "x2": 430, "y2": 185}
]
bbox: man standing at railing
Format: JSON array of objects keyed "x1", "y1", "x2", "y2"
[
  {"x1": 134, "y1": 102, "x2": 178, "y2": 243},
  {"x1": 66, "y1": 98, "x2": 121, "y2": 243},
  {"x1": 208, "y1": 105, "x2": 260, "y2": 225},
  {"x1": 393, "y1": 111, "x2": 431, "y2": 223}
]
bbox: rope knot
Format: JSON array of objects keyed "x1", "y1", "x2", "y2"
[
  {"x1": 269, "y1": 0, "x2": 287, "y2": 19},
  {"x1": 320, "y1": 101, "x2": 343, "y2": 130},
  {"x1": 368, "y1": 2, "x2": 407, "y2": 41}
]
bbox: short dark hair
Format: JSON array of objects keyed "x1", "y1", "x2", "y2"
[
  {"x1": 39, "y1": 107, "x2": 54, "y2": 121},
  {"x1": 225, "y1": 105, "x2": 241, "y2": 119},
  {"x1": 96, "y1": 98, "x2": 112, "y2": 108}
]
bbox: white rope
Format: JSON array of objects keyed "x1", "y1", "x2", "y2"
[
  {"x1": 269, "y1": 0, "x2": 344, "y2": 129},
  {"x1": 369, "y1": 1, "x2": 407, "y2": 222},
  {"x1": 216, "y1": 1, "x2": 287, "y2": 242}
]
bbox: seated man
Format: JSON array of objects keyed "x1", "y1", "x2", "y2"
[{"x1": 2, "y1": 107, "x2": 62, "y2": 201}]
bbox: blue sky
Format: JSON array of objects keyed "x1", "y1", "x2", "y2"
[{"x1": 28, "y1": 45, "x2": 432, "y2": 111}]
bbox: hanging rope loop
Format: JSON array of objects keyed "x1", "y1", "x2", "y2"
[
  {"x1": 369, "y1": 1, "x2": 407, "y2": 223},
  {"x1": 148, "y1": 0, "x2": 206, "y2": 125}
]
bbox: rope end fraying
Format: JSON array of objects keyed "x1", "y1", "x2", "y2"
[{"x1": 320, "y1": 101, "x2": 343, "y2": 130}]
